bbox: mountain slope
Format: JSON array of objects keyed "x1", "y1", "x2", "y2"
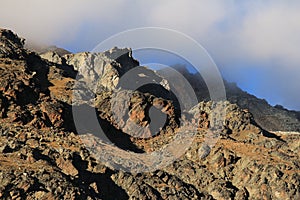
[
  {"x1": 0, "y1": 28, "x2": 299, "y2": 200},
  {"x1": 157, "y1": 65, "x2": 300, "y2": 132}
]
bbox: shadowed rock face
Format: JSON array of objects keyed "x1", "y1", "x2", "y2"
[
  {"x1": 157, "y1": 65, "x2": 300, "y2": 132},
  {"x1": 225, "y1": 81, "x2": 300, "y2": 132},
  {"x1": 0, "y1": 29, "x2": 26, "y2": 59},
  {"x1": 0, "y1": 28, "x2": 299, "y2": 199}
]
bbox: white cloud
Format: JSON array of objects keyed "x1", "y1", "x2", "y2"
[
  {"x1": 146, "y1": 0, "x2": 228, "y2": 37},
  {"x1": 237, "y1": 1, "x2": 300, "y2": 67},
  {"x1": 0, "y1": 0, "x2": 299, "y2": 109},
  {"x1": 0, "y1": 0, "x2": 125, "y2": 43}
]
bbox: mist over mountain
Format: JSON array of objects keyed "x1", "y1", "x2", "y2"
[
  {"x1": 27, "y1": 41, "x2": 300, "y2": 132},
  {"x1": 0, "y1": 28, "x2": 299, "y2": 199},
  {"x1": 2, "y1": 1, "x2": 300, "y2": 111},
  {"x1": 156, "y1": 64, "x2": 300, "y2": 132}
]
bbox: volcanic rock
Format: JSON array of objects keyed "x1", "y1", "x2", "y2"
[
  {"x1": 0, "y1": 28, "x2": 25, "y2": 59},
  {"x1": 0, "y1": 28, "x2": 299, "y2": 200}
]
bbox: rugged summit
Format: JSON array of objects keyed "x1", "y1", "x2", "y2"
[{"x1": 0, "y1": 29, "x2": 299, "y2": 199}]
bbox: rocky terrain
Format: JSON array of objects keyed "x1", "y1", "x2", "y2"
[
  {"x1": 0, "y1": 28, "x2": 299, "y2": 199},
  {"x1": 157, "y1": 65, "x2": 300, "y2": 132}
]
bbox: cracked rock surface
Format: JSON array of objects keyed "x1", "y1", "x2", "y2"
[{"x1": 0, "y1": 28, "x2": 299, "y2": 200}]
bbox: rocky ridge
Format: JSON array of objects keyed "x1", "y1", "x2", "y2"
[
  {"x1": 0, "y1": 28, "x2": 299, "y2": 199},
  {"x1": 157, "y1": 65, "x2": 300, "y2": 132}
]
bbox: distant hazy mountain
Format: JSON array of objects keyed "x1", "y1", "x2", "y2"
[
  {"x1": 157, "y1": 64, "x2": 300, "y2": 132},
  {"x1": 25, "y1": 41, "x2": 71, "y2": 56}
]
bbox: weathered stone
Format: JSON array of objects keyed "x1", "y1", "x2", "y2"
[
  {"x1": 0, "y1": 28, "x2": 25, "y2": 59},
  {"x1": 40, "y1": 51, "x2": 63, "y2": 64},
  {"x1": 0, "y1": 28, "x2": 299, "y2": 200},
  {"x1": 56, "y1": 157, "x2": 78, "y2": 176}
]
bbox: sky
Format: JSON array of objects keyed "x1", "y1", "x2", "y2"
[{"x1": 1, "y1": 0, "x2": 299, "y2": 110}]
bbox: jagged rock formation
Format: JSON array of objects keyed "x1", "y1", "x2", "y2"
[
  {"x1": 157, "y1": 65, "x2": 300, "y2": 132},
  {"x1": 0, "y1": 29, "x2": 26, "y2": 59},
  {"x1": 0, "y1": 28, "x2": 299, "y2": 199},
  {"x1": 225, "y1": 81, "x2": 300, "y2": 132}
]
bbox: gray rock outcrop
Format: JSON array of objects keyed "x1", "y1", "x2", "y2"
[{"x1": 0, "y1": 28, "x2": 299, "y2": 200}]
